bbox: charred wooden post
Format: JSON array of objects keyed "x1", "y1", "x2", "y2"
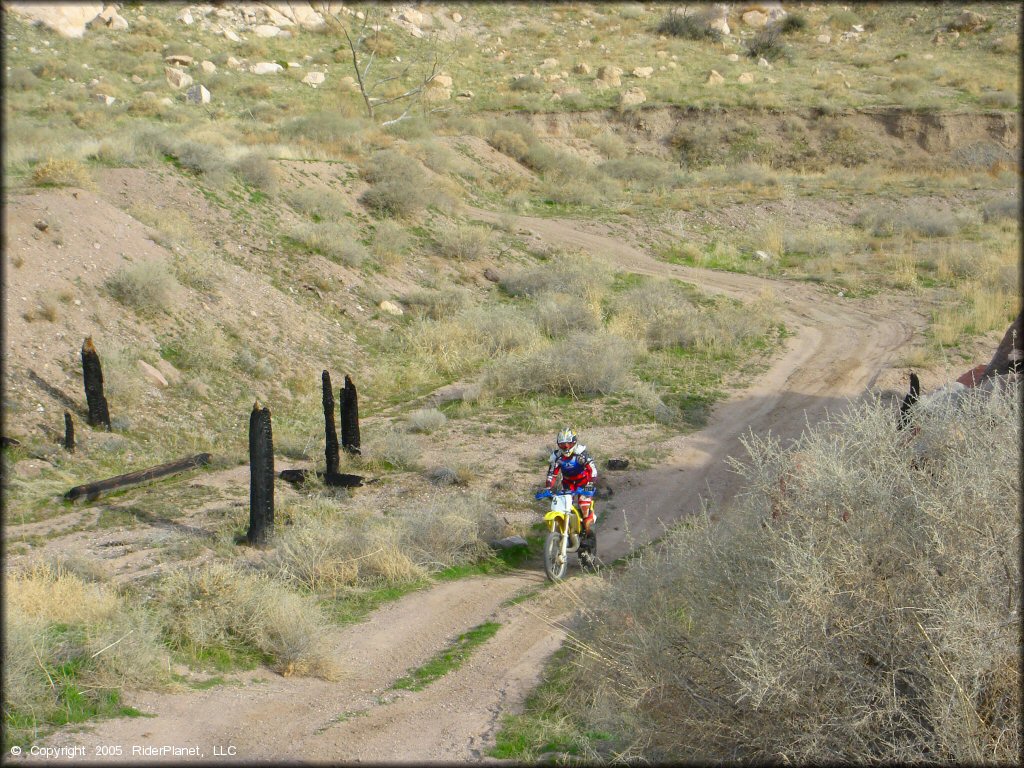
[
  {"x1": 64, "y1": 411, "x2": 75, "y2": 453},
  {"x1": 65, "y1": 453, "x2": 211, "y2": 502},
  {"x1": 322, "y1": 370, "x2": 340, "y2": 475},
  {"x1": 247, "y1": 401, "x2": 275, "y2": 546},
  {"x1": 340, "y1": 375, "x2": 361, "y2": 455},
  {"x1": 81, "y1": 337, "x2": 111, "y2": 430},
  {"x1": 897, "y1": 371, "x2": 921, "y2": 431}
]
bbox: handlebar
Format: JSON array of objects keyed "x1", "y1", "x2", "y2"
[{"x1": 535, "y1": 488, "x2": 595, "y2": 500}]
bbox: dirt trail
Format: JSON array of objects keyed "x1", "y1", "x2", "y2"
[{"x1": 22, "y1": 210, "x2": 922, "y2": 764}]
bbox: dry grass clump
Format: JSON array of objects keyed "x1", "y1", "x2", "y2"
[
  {"x1": 982, "y1": 196, "x2": 1018, "y2": 223},
  {"x1": 406, "y1": 407, "x2": 448, "y2": 434},
  {"x1": 559, "y1": 389, "x2": 1020, "y2": 763},
  {"x1": 284, "y1": 187, "x2": 350, "y2": 222},
  {"x1": 591, "y1": 130, "x2": 629, "y2": 160},
  {"x1": 402, "y1": 287, "x2": 472, "y2": 320},
  {"x1": 484, "y1": 331, "x2": 636, "y2": 397},
  {"x1": 371, "y1": 220, "x2": 413, "y2": 264},
  {"x1": 103, "y1": 261, "x2": 178, "y2": 314},
  {"x1": 231, "y1": 153, "x2": 278, "y2": 194},
  {"x1": 360, "y1": 149, "x2": 443, "y2": 217},
  {"x1": 499, "y1": 250, "x2": 612, "y2": 304},
  {"x1": 4, "y1": 561, "x2": 170, "y2": 736},
  {"x1": 157, "y1": 561, "x2": 338, "y2": 679},
  {"x1": 287, "y1": 221, "x2": 367, "y2": 267},
  {"x1": 30, "y1": 158, "x2": 93, "y2": 188},
  {"x1": 535, "y1": 292, "x2": 602, "y2": 338},
  {"x1": 433, "y1": 221, "x2": 493, "y2": 260},
  {"x1": 656, "y1": 11, "x2": 722, "y2": 42}
]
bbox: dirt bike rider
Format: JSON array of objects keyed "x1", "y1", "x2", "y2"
[{"x1": 544, "y1": 428, "x2": 598, "y2": 548}]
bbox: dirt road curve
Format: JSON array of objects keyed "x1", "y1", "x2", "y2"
[{"x1": 23, "y1": 212, "x2": 921, "y2": 764}]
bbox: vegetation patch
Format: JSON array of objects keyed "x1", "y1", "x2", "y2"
[{"x1": 391, "y1": 621, "x2": 501, "y2": 692}]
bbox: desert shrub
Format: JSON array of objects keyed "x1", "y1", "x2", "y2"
[
  {"x1": 510, "y1": 75, "x2": 546, "y2": 92},
  {"x1": 6, "y1": 66, "x2": 39, "y2": 91},
  {"x1": 360, "y1": 149, "x2": 437, "y2": 216},
  {"x1": 234, "y1": 348, "x2": 275, "y2": 379},
  {"x1": 656, "y1": 12, "x2": 722, "y2": 42},
  {"x1": 282, "y1": 112, "x2": 371, "y2": 145},
  {"x1": 286, "y1": 221, "x2": 366, "y2": 267},
  {"x1": 160, "y1": 322, "x2": 231, "y2": 372},
  {"x1": 856, "y1": 204, "x2": 961, "y2": 238},
  {"x1": 746, "y1": 26, "x2": 787, "y2": 60},
  {"x1": 592, "y1": 130, "x2": 628, "y2": 160},
  {"x1": 979, "y1": 90, "x2": 1017, "y2": 109},
  {"x1": 778, "y1": 13, "x2": 808, "y2": 33},
  {"x1": 165, "y1": 140, "x2": 230, "y2": 186},
  {"x1": 535, "y1": 292, "x2": 601, "y2": 338},
  {"x1": 982, "y1": 197, "x2": 1018, "y2": 223},
  {"x1": 285, "y1": 187, "x2": 349, "y2": 222},
  {"x1": 599, "y1": 156, "x2": 673, "y2": 188},
  {"x1": 402, "y1": 287, "x2": 472, "y2": 320},
  {"x1": 231, "y1": 153, "x2": 278, "y2": 193},
  {"x1": 500, "y1": 251, "x2": 612, "y2": 303},
  {"x1": 433, "y1": 221, "x2": 492, "y2": 260},
  {"x1": 363, "y1": 426, "x2": 423, "y2": 470},
  {"x1": 827, "y1": 9, "x2": 861, "y2": 29},
  {"x1": 158, "y1": 562, "x2": 338, "y2": 679},
  {"x1": 103, "y1": 261, "x2": 177, "y2": 314},
  {"x1": 371, "y1": 219, "x2": 413, "y2": 262},
  {"x1": 406, "y1": 408, "x2": 447, "y2": 434},
  {"x1": 30, "y1": 158, "x2": 92, "y2": 188},
  {"x1": 485, "y1": 332, "x2": 636, "y2": 397},
  {"x1": 549, "y1": 388, "x2": 1020, "y2": 763}
]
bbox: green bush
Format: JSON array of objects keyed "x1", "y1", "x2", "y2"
[
  {"x1": 231, "y1": 153, "x2": 278, "y2": 193},
  {"x1": 360, "y1": 150, "x2": 437, "y2": 217},
  {"x1": 746, "y1": 26, "x2": 787, "y2": 60},
  {"x1": 656, "y1": 12, "x2": 722, "y2": 42}
]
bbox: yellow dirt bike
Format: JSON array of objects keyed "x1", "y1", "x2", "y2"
[{"x1": 535, "y1": 488, "x2": 597, "y2": 581}]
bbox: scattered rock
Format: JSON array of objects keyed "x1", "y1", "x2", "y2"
[
  {"x1": 741, "y1": 10, "x2": 769, "y2": 28},
  {"x1": 704, "y1": 3, "x2": 730, "y2": 35},
  {"x1": 540, "y1": 57, "x2": 559, "y2": 69},
  {"x1": 176, "y1": 7, "x2": 194, "y2": 25},
  {"x1": 490, "y1": 535, "x2": 529, "y2": 550},
  {"x1": 755, "y1": 250, "x2": 772, "y2": 262},
  {"x1": 154, "y1": 359, "x2": 182, "y2": 385},
  {"x1": 164, "y1": 54, "x2": 194, "y2": 66},
  {"x1": 131, "y1": 74, "x2": 144, "y2": 84},
  {"x1": 455, "y1": 90, "x2": 474, "y2": 100},
  {"x1": 596, "y1": 65, "x2": 622, "y2": 86},
  {"x1": 302, "y1": 71, "x2": 326, "y2": 87},
  {"x1": 606, "y1": 458, "x2": 630, "y2": 470},
  {"x1": 223, "y1": 28, "x2": 242, "y2": 43},
  {"x1": 253, "y1": 24, "x2": 281, "y2": 38},
  {"x1": 251, "y1": 62, "x2": 284, "y2": 75},
  {"x1": 185, "y1": 84, "x2": 211, "y2": 104},
  {"x1": 738, "y1": 72, "x2": 754, "y2": 84},
  {"x1": 706, "y1": 69, "x2": 725, "y2": 86},
  {"x1": 137, "y1": 360, "x2": 169, "y2": 388},
  {"x1": 33, "y1": 220, "x2": 49, "y2": 232},
  {"x1": 165, "y1": 67, "x2": 193, "y2": 90},
  {"x1": 379, "y1": 301, "x2": 404, "y2": 316},
  {"x1": 13, "y1": 459, "x2": 49, "y2": 479},
  {"x1": 200, "y1": 60, "x2": 217, "y2": 74},
  {"x1": 632, "y1": 66, "x2": 654, "y2": 78},
  {"x1": 483, "y1": 268, "x2": 501, "y2": 283},
  {"x1": 817, "y1": 33, "x2": 832, "y2": 44},
  {"x1": 5, "y1": 3, "x2": 103, "y2": 38},
  {"x1": 452, "y1": 12, "x2": 462, "y2": 23},
  {"x1": 619, "y1": 86, "x2": 647, "y2": 106},
  {"x1": 574, "y1": 62, "x2": 591, "y2": 75},
  {"x1": 94, "y1": 93, "x2": 116, "y2": 106}
]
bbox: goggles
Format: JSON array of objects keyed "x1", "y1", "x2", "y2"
[{"x1": 558, "y1": 442, "x2": 574, "y2": 451}]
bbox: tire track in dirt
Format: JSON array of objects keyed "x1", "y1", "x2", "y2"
[{"x1": 23, "y1": 210, "x2": 922, "y2": 764}]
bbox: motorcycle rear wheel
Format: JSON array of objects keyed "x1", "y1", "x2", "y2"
[{"x1": 543, "y1": 531, "x2": 568, "y2": 581}]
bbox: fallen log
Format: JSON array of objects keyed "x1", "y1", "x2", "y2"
[
  {"x1": 66, "y1": 453, "x2": 211, "y2": 502},
  {"x1": 278, "y1": 469, "x2": 365, "y2": 488}
]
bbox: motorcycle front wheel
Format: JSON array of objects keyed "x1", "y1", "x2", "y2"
[{"x1": 543, "y1": 531, "x2": 568, "y2": 581}]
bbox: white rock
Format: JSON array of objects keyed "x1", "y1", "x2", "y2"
[
  {"x1": 741, "y1": 10, "x2": 768, "y2": 27},
  {"x1": 758, "y1": 57, "x2": 772, "y2": 69},
  {"x1": 632, "y1": 66, "x2": 654, "y2": 78},
  {"x1": 817, "y1": 33, "x2": 832, "y2": 43},
  {"x1": 131, "y1": 74, "x2": 144, "y2": 84},
  {"x1": 738, "y1": 72, "x2": 755, "y2": 84},
  {"x1": 302, "y1": 71, "x2": 326, "y2": 87},
  {"x1": 253, "y1": 24, "x2": 281, "y2": 38},
  {"x1": 95, "y1": 93, "x2": 116, "y2": 106},
  {"x1": 5, "y1": 3, "x2": 103, "y2": 38},
  {"x1": 452, "y1": 12, "x2": 462, "y2": 23},
  {"x1": 177, "y1": 8, "x2": 194, "y2": 25},
  {"x1": 399, "y1": 8, "x2": 424, "y2": 26},
  {"x1": 380, "y1": 300, "x2": 404, "y2": 316},
  {"x1": 755, "y1": 250, "x2": 772, "y2": 261},
  {"x1": 223, "y1": 28, "x2": 241, "y2": 42},
  {"x1": 200, "y1": 60, "x2": 217, "y2": 74},
  {"x1": 706, "y1": 69, "x2": 725, "y2": 86},
  {"x1": 726, "y1": 53, "x2": 740, "y2": 62},
  {"x1": 251, "y1": 62, "x2": 284, "y2": 75},
  {"x1": 433, "y1": 74, "x2": 454, "y2": 88},
  {"x1": 226, "y1": 56, "x2": 243, "y2": 69},
  {"x1": 164, "y1": 54, "x2": 194, "y2": 66}
]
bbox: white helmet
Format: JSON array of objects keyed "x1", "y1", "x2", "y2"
[{"x1": 556, "y1": 427, "x2": 577, "y2": 457}]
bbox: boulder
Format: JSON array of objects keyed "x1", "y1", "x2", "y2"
[
  {"x1": 251, "y1": 62, "x2": 284, "y2": 75},
  {"x1": 432, "y1": 74, "x2": 454, "y2": 88},
  {"x1": 226, "y1": 56, "x2": 243, "y2": 69},
  {"x1": 7, "y1": 3, "x2": 104, "y2": 38},
  {"x1": 379, "y1": 301, "x2": 404, "y2": 316},
  {"x1": 606, "y1": 458, "x2": 630, "y2": 470},
  {"x1": 164, "y1": 54, "x2": 194, "y2": 66},
  {"x1": 704, "y1": 4, "x2": 730, "y2": 36},
  {"x1": 706, "y1": 69, "x2": 725, "y2": 86},
  {"x1": 138, "y1": 360, "x2": 169, "y2": 388},
  {"x1": 185, "y1": 84, "x2": 211, "y2": 104},
  {"x1": 455, "y1": 90, "x2": 474, "y2": 100},
  {"x1": 949, "y1": 10, "x2": 986, "y2": 32},
  {"x1": 741, "y1": 10, "x2": 769, "y2": 28},
  {"x1": 596, "y1": 65, "x2": 623, "y2": 86},
  {"x1": 632, "y1": 66, "x2": 654, "y2": 78},
  {"x1": 574, "y1": 62, "x2": 591, "y2": 75},
  {"x1": 177, "y1": 7, "x2": 194, "y2": 25},
  {"x1": 165, "y1": 67, "x2": 193, "y2": 90},
  {"x1": 399, "y1": 8, "x2": 425, "y2": 26},
  {"x1": 200, "y1": 60, "x2": 217, "y2": 74},
  {"x1": 738, "y1": 72, "x2": 754, "y2": 84},
  {"x1": 619, "y1": 87, "x2": 647, "y2": 106},
  {"x1": 302, "y1": 71, "x2": 326, "y2": 87},
  {"x1": 223, "y1": 28, "x2": 242, "y2": 42},
  {"x1": 540, "y1": 57, "x2": 559, "y2": 69},
  {"x1": 154, "y1": 359, "x2": 182, "y2": 385},
  {"x1": 452, "y1": 12, "x2": 462, "y2": 23},
  {"x1": 490, "y1": 535, "x2": 529, "y2": 550},
  {"x1": 253, "y1": 24, "x2": 281, "y2": 37}
]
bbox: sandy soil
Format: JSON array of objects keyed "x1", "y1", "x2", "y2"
[{"x1": 14, "y1": 208, "x2": 954, "y2": 765}]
